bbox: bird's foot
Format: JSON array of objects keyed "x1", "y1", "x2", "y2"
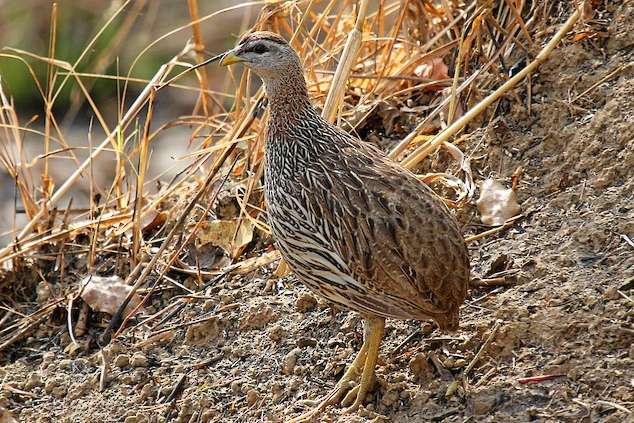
[
  {"x1": 287, "y1": 318, "x2": 385, "y2": 423},
  {"x1": 287, "y1": 354, "x2": 365, "y2": 423}
]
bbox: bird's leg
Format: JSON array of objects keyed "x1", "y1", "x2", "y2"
[
  {"x1": 287, "y1": 342, "x2": 368, "y2": 423},
  {"x1": 343, "y1": 317, "x2": 385, "y2": 413},
  {"x1": 288, "y1": 317, "x2": 385, "y2": 423}
]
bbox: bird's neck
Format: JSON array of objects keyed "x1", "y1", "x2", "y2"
[{"x1": 262, "y1": 68, "x2": 315, "y2": 129}]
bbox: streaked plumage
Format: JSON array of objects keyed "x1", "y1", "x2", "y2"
[{"x1": 221, "y1": 31, "x2": 470, "y2": 420}]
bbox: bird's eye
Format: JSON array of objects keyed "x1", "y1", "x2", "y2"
[{"x1": 253, "y1": 44, "x2": 269, "y2": 54}]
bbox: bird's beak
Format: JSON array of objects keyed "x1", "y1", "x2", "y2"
[{"x1": 220, "y1": 50, "x2": 242, "y2": 66}]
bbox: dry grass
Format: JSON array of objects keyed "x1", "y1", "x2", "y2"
[{"x1": 0, "y1": 0, "x2": 587, "y2": 352}]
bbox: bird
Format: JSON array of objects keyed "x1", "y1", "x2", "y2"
[{"x1": 220, "y1": 31, "x2": 470, "y2": 422}]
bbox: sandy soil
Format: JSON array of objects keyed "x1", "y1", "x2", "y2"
[{"x1": 1, "y1": 2, "x2": 633, "y2": 423}]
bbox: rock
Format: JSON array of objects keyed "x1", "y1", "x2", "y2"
[
  {"x1": 421, "y1": 322, "x2": 434, "y2": 335},
  {"x1": 44, "y1": 379, "x2": 59, "y2": 394},
  {"x1": 380, "y1": 388, "x2": 399, "y2": 407},
  {"x1": 130, "y1": 353, "x2": 148, "y2": 368},
  {"x1": 25, "y1": 373, "x2": 43, "y2": 390},
  {"x1": 139, "y1": 383, "x2": 155, "y2": 403},
  {"x1": 271, "y1": 383, "x2": 285, "y2": 403},
  {"x1": 246, "y1": 388, "x2": 259, "y2": 406},
  {"x1": 240, "y1": 304, "x2": 277, "y2": 330},
  {"x1": 59, "y1": 359, "x2": 72, "y2": 370},
  {"x1": 185, "y1": 317, "x2": 221, "y2": 346},
  {"x1": 51, "y1": 386, "x2": 67, "y2": 398},
  {"x1": 282, "y1": 348, "x2": 301, "y2": 375},
  {"x1": 268, "y1": 325, "x2": 287, "y2": 342},
  {"x1": 469, "y1": 388, "x2": 499, "y2": 415},
  {"x1": 41, "y1": 352, "x2": 55, "y2": 364},
  {"x1": 230, "y1": 380, "x2": 242, "y2": 395},
  {"x1": 295, "y1": 293, "x2": 317, "y2": 312},
  {"x1": 409, "y1": 353, "x2": 432, "y2": 382},
  {"x1": 36, "y1": 281, "x2": 52, "y2": 304},
  {"x1": 341, "y1": 314, "x2": 361, "y2": 332},
  {"x1": 114, "y1": 354, "x2": 129, "y2": 368},
  {"x1": 296, "y1": 337, "x2": 317, "y2": 348}
]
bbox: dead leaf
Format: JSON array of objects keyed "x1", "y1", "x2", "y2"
[
  {"x1": 141, "y1": 210, "x2": 167, "y2": 235},
  {"x1": 476, "y1": 179, "x2": 521, "y2": 226},
  {"x1": 79, "y1": 275, "x2": 144, "y2": 316},
  {"x1": 196, "y1": 218, "x2": 255, "y2": 258},
  {"x1": 273, "y1": 258, "x2": 291, "y2": 277},
  {"x1": 414, "y1": 57, "x2": 449, "y2": 91}
]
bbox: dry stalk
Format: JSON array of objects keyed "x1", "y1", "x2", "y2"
[
  {"x1": 401, "y1": 2, "x2": 586, "y2": 170},
  {"x1": 0, "y1": 49, "x2": 191, "y2": 262},
  {"x1": 322, "y1": 0, "x2": 370, "y2": 122}
]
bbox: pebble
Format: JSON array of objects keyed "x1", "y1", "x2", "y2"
[
  {"x1": 130, "y1": 353, "x2": 148, "y2": 368},
  {"x1": 296, "y1": 337, "x2": 317, "y2": 348},
  {"x1": 469, "y1": 388, "x2": 498, "y2": 414},
  {"x1": 240, "y1": 305, "x2": 277, "y2": 330},
  {"x1": 246, "y1": 388, "x2": 259, "y2": 406},
  {"x1": 271, "y1": 383, "x2": 284, "y2": 403},
  {"x1": 41, "y1": 352, "x2": 55, "y2": 364},
  {"x1": 268, "y1": 325, "x2": 287, "y2": 342},
  {"x1": 25, "y1": 373, "x2": 43, "y2": 390},
  {"x1": 282, "y1": 348, "x2": 301, "y2": 375},
  {"x1": 59, "y1": 359, "x2": 72, "y2": 370},
  {"x1": 421, "y1": 322, "x2": 434, "y2": 335},
  {"x1": 51, "y1": 386, "x2": 67, "y2": 398},
  {"x1": 139, "y1": 383, "x2": 155, "y2": 403},
  {"x1": 230, "y1": 380, "x2": 242, "y2": 395},
  {"x1": 44, "y1": 379, "x2": 58, "y2": 394},
  {"x1": 114, "y1": 354, "x2": 129, "y2": 368},
  {"x1": 295, "y1": 293, "x2": 317, "y2": 312}
]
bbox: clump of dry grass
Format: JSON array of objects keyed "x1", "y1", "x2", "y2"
[{"x1": 0, "y1": 0, "x2": 587, "y2": 352}]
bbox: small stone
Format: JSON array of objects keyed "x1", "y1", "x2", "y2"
[
  {"x1": 203, "y1": 300, "x2": 215, "y2": 311},
  {"x1": 268, "y1": 325, "x2": 287, "y2": 342},
  {"x1": 59, "y1": 359, "x2": 72, "y2": 370},
  {"x1": 230, "y1": 380, "x2": 242, "y2": 395},
  {"x1": 114, "y1": 354, "x2": 129, "y2": 368},
  {"x1": 240, "y1": 304, "x2": 277, "y2": 330},
  {"x1": 246, "y1": 388, "x2": 259, "y2": 406},
  {"x1": 381, "y1": 389, "x2": 399, "y2": 407},
  {"x1": 340, "y1": 314, "x2": 361, "y2": 332},
  {"x1": 130, "y1": 353, "x2": 148, "y2": 368},
  {"x1": 604, "y1": 287, "x2": 620, "y2": 300},
  {"x1": 25, "y1": 373, "x2": 43, "y2": 390},
  {"x1": 296, "y1": 337, "x2": 317, "y2": 348},
  {"x1": 421, "y1": 322, "x2": 434, "y2": 335},
  {"x1": 139, "y1": 383, "x2": 155, "y2": 402},
  {"x1": 42, "y1": 352, "x2": 55, "y2": 364},
  {"x1": 453, "y1": 359, "x2": 467, "y2": 368},
  {"x1": 59, "y1": 332, "x2": 71, "y2": 347},
  {"x1": 409, "y1": 353, "x2": 432, "y2": 382},
  {"x1": 295, "y1": 293, "x2": 317, "y2": 312},
  {"x1": 44, "y1": 379, "x2": 58, "y2": 394},
  {"x1": 271, "y1": 383, "x2": 285, "y2": 403},
  {"x1": 282, "y1": 348, "x2": 301, "y2": 375},
  {"x1": 469, "y1": 388, "x2": 498, "y2": 414},
  {"x1": 52, "y1": 386, "x2": 67, "y2": 398},
  {"x1": 36, "y1": 281, "x2": 52, "y2": 304}
]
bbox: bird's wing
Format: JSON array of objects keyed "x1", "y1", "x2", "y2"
[{"x1": 308, "y1": 142, "x2": 469, "y2": 324}]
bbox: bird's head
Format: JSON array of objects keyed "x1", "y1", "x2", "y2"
[{"x1": 220, "y1": 31, "x2": 301, "y2": 81}]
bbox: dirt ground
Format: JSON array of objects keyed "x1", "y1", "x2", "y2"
[{"x1": 1, "y1": 3, "x2": 633, "y2": 423}]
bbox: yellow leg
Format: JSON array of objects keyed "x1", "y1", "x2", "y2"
[
  {"x1": 343, "y1": 317, "x2": 385, "y2": 413},
  {"x1": 287, "y1": 316, "x2": 385, "y2": 423}
]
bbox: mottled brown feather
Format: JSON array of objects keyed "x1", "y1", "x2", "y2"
[{"x1": 232, "y1": 32, "x2": 470, "y2": 331}]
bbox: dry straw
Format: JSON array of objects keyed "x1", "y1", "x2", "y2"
[{"x1": 0, "y1": 0, "x2": 587, "y2": 348}]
